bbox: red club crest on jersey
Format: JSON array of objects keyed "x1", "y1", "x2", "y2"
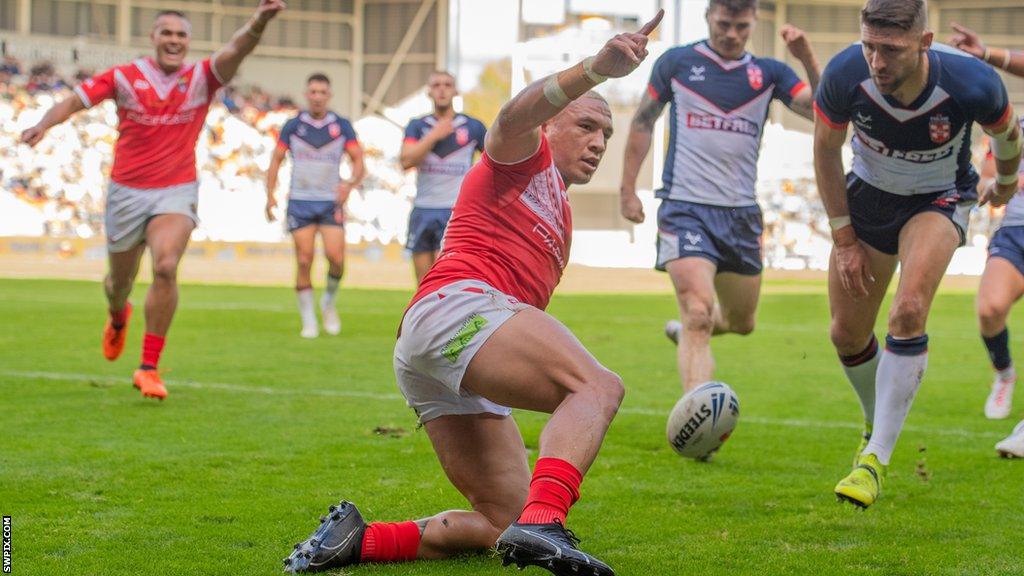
[
  {"x1": 746, "y1": 64, "x2": 763, "y2": 90},
  {"x1": 929, "y1": 114, "x2": 951, "y2": 144},
  {"x1": 456, "y1": 127, "x2": 469, "y2": 146},
  {"x1": 329, "y1": 123, "x2": 341, "y2": 138}
]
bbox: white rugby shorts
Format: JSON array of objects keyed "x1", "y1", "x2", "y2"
[
  {"x1": 105, "y1": 181, "x2": 199, "y2": 253},
  {"x1": 393, "y1": 279, "x2": 529, "y2": 423}
]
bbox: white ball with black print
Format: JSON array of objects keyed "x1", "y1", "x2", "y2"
[{"x1": 666, "y1": 381, "x2": 740, "y2": 460}]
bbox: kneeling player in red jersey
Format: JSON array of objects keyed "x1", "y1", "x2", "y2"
[{"x1": 283, "y1": 11, "x2": 663, "y2": 576}]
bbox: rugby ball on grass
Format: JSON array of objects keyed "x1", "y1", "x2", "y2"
[{"x1": 666, "y1": 381, "x2": 739, "y2": 460}]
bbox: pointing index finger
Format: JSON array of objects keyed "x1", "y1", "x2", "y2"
[{"x1": 638, "y1": 9, "x2": 664, "y2": 37}]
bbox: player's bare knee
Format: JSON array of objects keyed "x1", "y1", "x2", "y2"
[
  {"x1": 888, "y1": 297, "x2": 928, "y2": 337},
  {"x1": 729, "y1": 315, "x2": 756, "y2": 336},
  {"x1": 590, "y1": 369, "x2": 625, "y2": 417},
  {"x1": 152, "y1": 257, "x2": 179, "y2": 284},
  {"x1": 977, "y1": 298, "x2": 1008, "y2": 327},
  {"x1": 682, "y1": 303, "x2": 715, "y2": 335},
  {"x1": 830, "y1": 321, "x2": 869, "y2": 355}
]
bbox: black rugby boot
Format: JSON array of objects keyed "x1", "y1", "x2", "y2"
[
  {"x1": 496, "y1": 520, "x2": 614, "y2": 576},
  {"x1": 283, "y1": 500, "x2": 366, "y2": 573}
]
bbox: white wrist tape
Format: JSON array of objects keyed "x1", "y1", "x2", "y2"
[
  {"x1": 582, "y1": 57, "x2": 608, "y2": 84},
  {"x1": 991, "y1": 119, "x2": 1022, "y2": 161},
  {"x1": 543, "y1": 75, "x2": 570, "y2": 108},
  {"x1": 997, "y1": 172, "x2": 1019, "y2": 186},
  {"x1": 829, "y1": 215, "x2": 852, "y2": 231}
]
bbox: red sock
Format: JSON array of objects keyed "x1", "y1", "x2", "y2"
[
  {"x1": 517, "y1": 457, "x2": 583, "y2": 525},
  {"x1": 141, "y1": 333, "x2": 166, "y2": 369},
  {"x1": 359, "y1": 521, "x2": 420, "y2": 563},
  {"x1": 109, "y1": 307, "x2": 128, "y2": 328}
]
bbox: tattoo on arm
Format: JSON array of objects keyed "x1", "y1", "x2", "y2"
[
  {"x1": 631, "y1": 96, "x2": 665, "y2": 133},
  {"x1": 416, "y1": 518, "x2": 430, "y2": 536}
]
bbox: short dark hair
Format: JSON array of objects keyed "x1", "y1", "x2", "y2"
[
  {"x1": 428, "y1": 70, "x2": 456, "y2": 82},
  {"x1": 155, "y1": 10, "x2": 188, "y2": 21},
  {"x1": 307, "y1": 73, "x2": 331, "y2": 86},
  {"x1": 861, "y1": 0, "x2": 927, "y2": 32},
  {"x1": 708, "y1": 0, "x2": 758, "y2": 13}
]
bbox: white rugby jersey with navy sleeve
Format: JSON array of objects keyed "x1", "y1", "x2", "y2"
[
  {"x1": 277, "y1": 111, "x2": 360, "y2": 202},
  {"x1": 815, "y1": 43, "x2": 1009, "y2": 197},
  {"x1": 648, "y1": 41, "x2": 807, "y2": 207},
  {"x1": 403, "y1": 114, "x2": 486, "y2": 209}
]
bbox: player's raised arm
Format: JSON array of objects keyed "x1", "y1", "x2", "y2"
[
  {"x1": 20, "y1": 92, "x2": 86, "y2": 147},
  {"x1": 951, "y1": 22, "x2": 1024, "y2": 77},
  {"x1": 980, "y1": 104, "x2": 1022, "y2": 208},
  {"x1": 486, "y1": 9, "x2": 663, "y2": 164},
  {"x1": 212, "y1": 0, "x2": 286, "y2": 84},
  {"x1": 814, "y1": 112, "x2": 873, "y2": 298},
  {"x1": 780, "y1": 24, "x2": 821, "y2": 120}
]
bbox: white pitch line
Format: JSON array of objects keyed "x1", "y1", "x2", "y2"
[{"x1": 0, "y1": 370, "x2": 1004, "y2": 440}]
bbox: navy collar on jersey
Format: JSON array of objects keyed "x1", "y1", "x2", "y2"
[
  {"x1": 299, "y1": 111, "x2": 337, "y2": 128},
  {"x1": 695, "y1": 41, "x2": 752, "y2": 70},
  {"x1": 425, "y1": 113, "x2": 467, "y2": 127}
]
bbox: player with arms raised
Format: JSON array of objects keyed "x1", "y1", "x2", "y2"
[
  {"x1": 266, "y1": 73, "x2": 365, "y2": 338},
  {"x1": 283, "y1": 11, "x2": 663, "y2": 576},
  {"x1": 814, "y1": 0, "x2": 1021, "y2": 507},
  {"x1": 400, "y1": 71, "x2": 486, "y2": 284},
  {"x1": 948, "y1": 22, "x2": 1024, "y2": 456},
  {"x1": 20, "y1": 1, "x2": 286, "y2": 399},
  {"x1": 620, "y1": 0, "x2": 821, "y2": 409}
]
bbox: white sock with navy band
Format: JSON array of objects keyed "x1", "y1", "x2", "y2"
[
  {"x1": 840, "y1": 334, "x2": 880, "y2": 426},
  {"x1": 865, "y1": 334, "x2": 929, "y2": 465}
]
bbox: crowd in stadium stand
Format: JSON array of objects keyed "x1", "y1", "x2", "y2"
[
  {"x1": 0, "y1": 58, "x2": 1004, "y2": 270},
  {"x1": 0, "y1": 58, "x2": 414, "y2": 247}
]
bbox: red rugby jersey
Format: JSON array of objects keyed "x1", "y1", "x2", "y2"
[
  {"x1": 73, "y1": 57, "x2": 223, "y2": 189},
  {"x1": 413, "y1": 134, "x2": 572, "y2": 310}
]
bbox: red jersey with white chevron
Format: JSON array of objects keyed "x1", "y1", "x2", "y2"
[
  {"x1": 413, "y1": 134, "x2": 572, "y2": 310},
  {"x1": 73, "y1": 57, "x2": 224, "y2": 189}
]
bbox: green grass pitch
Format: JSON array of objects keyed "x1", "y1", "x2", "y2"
[{"x1": 1, "y1": 277, "x2": 1022, "y2": 576}]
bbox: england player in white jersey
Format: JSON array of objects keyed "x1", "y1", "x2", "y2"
[
  {"x1": 814, "y1": 0, "x2": 1021, "y2": 507},
  {"x1": 620, "y1": 0, "x2": 821, "y2": 430},
  {"x1": 949, "y1": 22, "x2": 1024, "y2": 457},
  {"x1": 400, "y1": 71, "x2": 486, "y2": 284},
  {"x1": 266, "y1": 74, "x2": 365, "y2": 338}
]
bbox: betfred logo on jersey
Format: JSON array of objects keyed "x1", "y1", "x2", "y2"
[
  {"x1": 929, "y1": 114, "x2": 951, "y2": 144},
  {"x1": 329, "y1": 123, "x2": 341, "y2": 138},
  {"x1": 456, "y1": 127, "x2": 469, "y2": 146},
  {"x1": 133, "y1": 79, "x2": 151, "y2": 91},
  {"x1": 746, "y1": 64, "x2": 763, "y2": 90}
]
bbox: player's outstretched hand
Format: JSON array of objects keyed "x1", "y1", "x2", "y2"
[
  {"x1": 620, "y1": 190, "x2": 645, "y2": 224},
  {"x1": 834, "y1": 240, "x2": 874, "y2": 299},
  {"x1": 979, "y1": 179, "x2": 1017, "y2": 208},
  {"x1": 20, "y1": 125, "x2": 45, "y2": 147},
  {"x1": 590, "y1": 9, "x2": 663, "y2": 79},
  {"x1": 949, "y1": 22, "x2": 985, "y2": 59},
  {"x1": 780, "y1": 24, "x2": 813, "y2": 62},
  {"x1": 255, "y1": 0, "x2": 286, "y2": 24}
]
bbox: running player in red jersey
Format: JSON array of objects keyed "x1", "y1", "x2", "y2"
[
  {"x1": 20, "y1": 1, "x2": 285, "y2": 400},
  {"x1": 284, "y1": 11, "x2": 663, "y2": 576}
]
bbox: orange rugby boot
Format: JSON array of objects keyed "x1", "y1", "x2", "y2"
[
  {"x1": 103, "y1": 303, "x2": 133, "y2": 361},
  {"x1": 133, "y1": 368, "x2": 168, "y2": 400}
]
